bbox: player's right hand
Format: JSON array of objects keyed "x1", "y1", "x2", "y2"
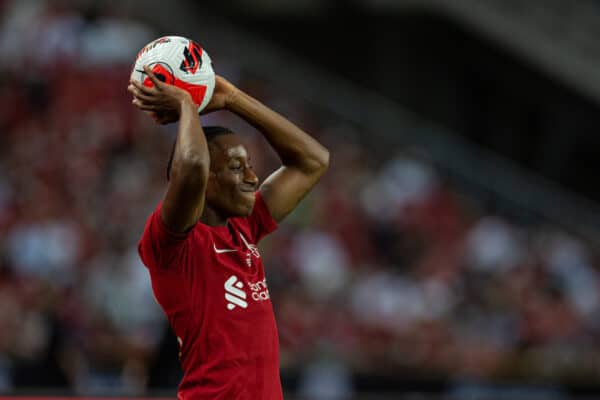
[{"x1": 128, "y1": 65, "x2": 193, "y2": 124}]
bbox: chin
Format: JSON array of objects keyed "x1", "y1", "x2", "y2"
[
  {"x1": 238, "y1": 195, "x2": 255, "y2": 216},
  {"x1": 223, "y1": 192, "x2": 255, "y2": 217}
]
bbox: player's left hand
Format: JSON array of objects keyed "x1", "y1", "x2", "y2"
[
  {"x1": 128, "y1": 65, "x2": 193, "y2": 124},
  {"x1": 200, "y1": 75, "x2": 238, "y2": 115}
]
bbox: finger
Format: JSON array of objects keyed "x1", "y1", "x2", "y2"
[
  {"x1": 127, "y1": 84, "x2": 144, "y2": 97},
  {"x1": 143, "y1": 65, "x2": 163, "y2": 89},
  {"x1": 130, "y1": 87, "x2": 155, "y2": 102},
  {"x1": 132, "y1": 98, "x2": 160, "y2": 111},
  {"x1": 130, "y1": 79, "x2": 155, "y2": 95}
]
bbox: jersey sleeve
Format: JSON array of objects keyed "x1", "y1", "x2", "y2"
[
  {"x1": 245, "y1": 191, "x2": 278, "y2": 243},
  {"x1": 138, "y1": 203, "x2": 190, "y2": 270}
]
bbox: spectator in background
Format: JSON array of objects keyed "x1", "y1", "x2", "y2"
[{"x1": 1, "y1": 0, "x2": 600, "y2": 396}]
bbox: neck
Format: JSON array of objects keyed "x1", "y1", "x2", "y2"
[{"x1": 200, "y1": 206, "x2": 228, "y2": 226}]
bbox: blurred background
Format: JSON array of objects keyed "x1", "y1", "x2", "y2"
[{"x1": 2, "y1": 0, "x2": 600, "y2": 399}]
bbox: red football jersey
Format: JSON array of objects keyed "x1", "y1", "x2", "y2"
[{"x1": 138, "y1": 192, "x2": 283, "y2": 400}]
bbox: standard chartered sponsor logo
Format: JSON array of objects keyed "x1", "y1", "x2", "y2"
[
  {"x1": 248, "y1": 278, "x2": 270, "y2": 301},
  {"x1": 225, "y1": 275, "x2": 248, "y2": 310},
  {"x1": 224, "y1": 275, "x2": 270, "y2": 310}
]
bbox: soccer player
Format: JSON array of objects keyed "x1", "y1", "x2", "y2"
[{"x1": 129, "y1": 66, "x2": 329, "y2": 400}]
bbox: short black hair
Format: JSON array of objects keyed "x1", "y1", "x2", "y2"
[{"x1": 166, "y1": 126, "x2": 234, "y2": 180}]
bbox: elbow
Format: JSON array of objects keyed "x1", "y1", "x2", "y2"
[
  {"x1": 305, "y1": 146, "x2": 330, "y2": 176},
  {"x1": 318, "y1": 147, "x2": 330, "y2": 172}
]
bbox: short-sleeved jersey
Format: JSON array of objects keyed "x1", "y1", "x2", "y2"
[{"x1": 138, "y1": 192, "x2": 282, "y2": 400}]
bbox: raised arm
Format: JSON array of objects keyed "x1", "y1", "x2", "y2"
[
  {"x1": 129, "y1": 66, "x2": 209, "y2": 233},
  {"x1": 223, "y1": 79, "x2": 330, "y2": 222}
]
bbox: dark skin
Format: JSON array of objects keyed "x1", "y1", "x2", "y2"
[
  {"x1": 203, "y1": 134, "x2": 260, "y2": 223},
  {"x1": 128, "y1": 66, "x2": 329, "y2": 231}
]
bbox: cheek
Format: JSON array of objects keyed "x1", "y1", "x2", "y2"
[
  {"x1": 214, "y1": 176, "x2": 239, "y2": 202},
  {"x1": 226, "y1": 174, "x2": 244, "y2": 192}
]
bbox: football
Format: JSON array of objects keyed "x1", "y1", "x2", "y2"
[{"x1": 131, "y1": 36, "x2": 215, "y2": 112}]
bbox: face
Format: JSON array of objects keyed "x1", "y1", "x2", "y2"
[{"x1": 205, "y1": 134, "x2": 259, "y2": 218}]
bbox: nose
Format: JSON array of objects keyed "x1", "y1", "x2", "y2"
[{"x1": 244, "y1": 167, "x2": 259, "y2": 187}]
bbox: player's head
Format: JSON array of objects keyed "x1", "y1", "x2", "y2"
[{"x1": 167, "y1": 126, "x2": 258, "y2": 217}]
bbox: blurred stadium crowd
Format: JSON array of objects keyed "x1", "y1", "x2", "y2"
[{"x1": 1, "y1": 0, "x2": 600, "y2": 398}]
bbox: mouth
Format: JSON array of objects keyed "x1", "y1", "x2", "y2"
[
  {"x1": 239, "y1": 188, "x2": 256, "y2": 204},
  {"x1": 239, "y1": 185, "x2": 257, "y2": 193}
]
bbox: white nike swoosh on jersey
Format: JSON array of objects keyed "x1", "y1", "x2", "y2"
[{"x1": 213, "y1": 244, "x2": 237, "y2": 254}]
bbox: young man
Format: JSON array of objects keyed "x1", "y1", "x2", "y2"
[{"x1": 129, "y1": 66, "x2": 329, "y2": 399}]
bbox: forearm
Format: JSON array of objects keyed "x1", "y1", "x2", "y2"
[
  {"x1": 160, "y1": 98, "x2": 209, "y2": 232},
  {"x1": 171, "y1": 99, "x2": 210, "y2": 177},
  {"x1": 227, "y1": 90, "x2": 329, "y2": 173}
]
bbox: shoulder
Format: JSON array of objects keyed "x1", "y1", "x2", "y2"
[{"x1": 139, "y1": 202, "x2": 212, "y2": 269}]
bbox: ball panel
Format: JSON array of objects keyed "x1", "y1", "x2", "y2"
[
  {"x1": 134, "y1": 36, "x2": 174, "y2": 63},
  {"x1": 177, "y1": 80, "x2": 208, "y2": 107},
  {"x1": 140, "y1": 64, "x2": 209, "y2": 108},
  {"x1": 139, "y1": 63, "x2": 175, "y2": 87},
  {"x1": 179, "y1": 40, "x2": 203, "y2": 75}
]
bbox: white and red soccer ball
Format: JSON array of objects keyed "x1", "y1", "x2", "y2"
[{"x1": 131, "y1": 36, "x2": 215, "y2": 112}]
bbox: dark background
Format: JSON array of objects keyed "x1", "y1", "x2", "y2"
[{"x1": 203, "y1": 2, "x2": 600, "y2": 202}]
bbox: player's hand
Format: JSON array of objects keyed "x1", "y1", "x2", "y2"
[
  {"x1": 200, "y1": 75, "x2": 238, "y2": 115},
  {"x1": 128, "y1": 65, "x2": 193, "y2": 124}
]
